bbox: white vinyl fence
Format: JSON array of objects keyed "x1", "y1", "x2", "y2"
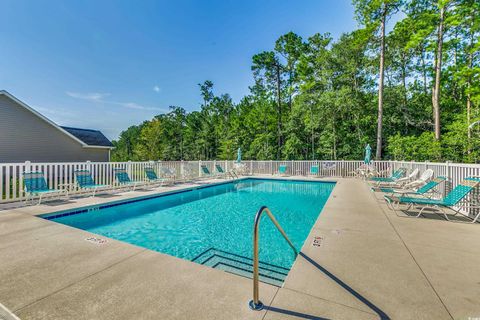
[{"x1": 1, "y1": 159, "x2": 480, "y2": 219}]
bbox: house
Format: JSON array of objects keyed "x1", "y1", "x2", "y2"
[{"x1": 0, "y1": 90, "x2": 114, "y2": 162}]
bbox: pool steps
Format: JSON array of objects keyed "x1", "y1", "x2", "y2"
[{"x1": 191, "y1": 247, "x2": 289, "y2": 287}]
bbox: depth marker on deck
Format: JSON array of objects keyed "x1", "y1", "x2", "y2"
[
  {"x1": 311, "y1": 236, "x2": 324, "y2": 247},
  {"x1": 85, "y1": 237, "x2": 108, "y2": 245}
]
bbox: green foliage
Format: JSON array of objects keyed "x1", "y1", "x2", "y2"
[
  {"x1": 112, "y1": 0, "x2": 480, "y2": 163},
  {"x1": 387, "y1": 132, "x2": 442, "y2": 160}
]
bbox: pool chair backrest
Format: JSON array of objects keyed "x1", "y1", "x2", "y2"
[
  {"x1": 114, "y1": 169, "x2": 132, "y2": 184},
  {"x1": 23, "y1": 172, "x2": 49, "y2": 192},
  {"x1": 145, "y1": 167, "x2": 158, "y2": 180},
  {"x1": 419, "y1": 169, "x2": 434, "y2": 182},
  {"x1": 279, "y1": 165, "x2": 287, "y2": 173},
  {"x1": 310, "y1": 165, "x2": 319, "y2": 174},
  {"x1": 442, "y1": 179, "x2": 479, "y2": 206},
  {"x1": 160, "y1": 167, "x2": 174, "y2": 175},
  {"x1": 215, "y1": 164, "x2": 225, "y2": 173},
  {"x1": 416, "y1": 176, "x2": 446, "y2": 194},
  {"x1": 183, "y1": 164, "x2": 194, "y2": 174},
  {"x1": 392, "y1": 167, "x2": 407, "y2": 179},
  {"x1": 74, "y1": 170, "x2": 96, "y2": 187},
  {"x1": 407, "y1": 168, "x2": 419, "y2": 179},
  {"x1": 201, "y1": 165, "x2": 211, "y2": 175}
]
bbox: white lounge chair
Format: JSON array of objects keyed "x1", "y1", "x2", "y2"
[
  {"x1": 404, "y1": 169, "x2": 434, "y2": 189},
  {"x1": 375, "y1": 168, "x2": 420, "y2": 188}
]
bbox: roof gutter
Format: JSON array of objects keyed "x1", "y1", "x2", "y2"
[{"x1": 82, "y1": 145, "x2": 115, "y2": 149}]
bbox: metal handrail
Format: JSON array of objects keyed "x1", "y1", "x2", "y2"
[{"x1": 249, "y1": 206, "x2": 298, "y2": 311}]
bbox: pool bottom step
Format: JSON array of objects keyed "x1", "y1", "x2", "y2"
[{"x1": 191, "y1": 248, "x2": 289, "y2": 287}]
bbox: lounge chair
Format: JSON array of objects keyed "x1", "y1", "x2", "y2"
[
  {"x1": 277, "y1": 165, "x2": 288, "y2": 176},
  {"x1": 372, "y1": 176, "x2": 446, "y2": 198},
  {"x1": 200, "y1": 165, "x2": 215, "y2": 179},
  {"x1": 462, "y1": 177, "x2": 480, "y2": 223},
  {"x1": 351, "y1": 164, "x2": 378, "y2": 179},
  {"x1": 374, "y1": 168, "x2": 420, "y2": 188},
  {"x1": 388, "y1": 168, "x2": 418, "y2": 185},
  {"x1": 23, "y1": 172, "x2": 69, "y2": 205},
  {"x1": 160, "y1": 167, "x2": 176, "y2": 184},
  {"x1": 215, "y1": 164, "x2": 238, "y2": 179},
  {"x1": 74, "y1": 170, "x2": 109, "y2": 197},
  {"x1": 144, "y1": 167, "x2": 168, "y2": 186},
  {"x1": 309, "y1": 165, "x2": 319, "y2": 177},
  {"x1": 369, "y1": 167, "x2": 407, "y2": 185},
  {"x1": 401, "y1": 169, "x2": 434, "y2": 189},
  {"x1": 114, "y1": 168, "x2": 145, "y2": 191},
  {"x1": 384, "y1": 178, "x2": 479, "y2": 221},
  {"x1": 233, "y1": 163, "x2": 248, "y2": 176},
  {"x1": 181, "y1": 163, "x2": 195, "y2": 181}
]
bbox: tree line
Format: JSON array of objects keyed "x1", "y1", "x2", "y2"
[{"x1": 112, "y1": 0, "x2": 480, "y2": 163}]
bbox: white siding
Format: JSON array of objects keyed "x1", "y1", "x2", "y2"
[{"x1": 0, "y1": 95, "x2": 109, "y2": 162}]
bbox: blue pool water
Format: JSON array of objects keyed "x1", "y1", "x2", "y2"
[{"x1": 45, "y1": 179, "x2": 334, "y2": 281}]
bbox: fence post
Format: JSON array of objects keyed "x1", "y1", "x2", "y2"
[
  {"x1": 225, "y1": 160, "x2": 228, "y2": 173},
  {"x1": 445, "y1": 161, "x2": 451, "y2": 181},
  {"x1": 180, "y1": 160, "x2": 185, "y2": 179},
  {"x1": 86, "y1": 160, "x2": 91, "y2": 174},
  {"x1": 199, "y1": 160, "x2": 202, "y2": 178},
  {"x1": 24, "y1": 161, "x2": 31, "y2": 173},
  {"x1": 270, "y1": 160, "x2": 273, "y2": 175},
  {"x1": 250, "y1": 160, "x2": 253, "y2": 175},
  {"x1": 445, "y1": 161, "x2": 451, "y2": 197}
]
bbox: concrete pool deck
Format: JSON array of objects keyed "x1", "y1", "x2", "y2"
[{"x1": 0, "y1": 177, "x2": 479, "y2": 319}]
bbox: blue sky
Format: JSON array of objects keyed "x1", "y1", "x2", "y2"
[{"x1": 0, "y1": 0, "x2": 357, "y2": 140}]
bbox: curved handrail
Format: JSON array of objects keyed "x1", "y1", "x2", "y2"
[{"x1": 249, "y1": 206, "x2": 298, "y2": 311}]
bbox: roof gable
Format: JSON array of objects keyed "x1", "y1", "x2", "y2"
[{"x1": 0, "y1": 90, "x2": 113, "y2": 149}]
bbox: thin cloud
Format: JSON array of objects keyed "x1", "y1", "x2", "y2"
[
  {"x1": 34, "y1": 105, "x2": 78, "y2": 123},
  {"x1": 66, "y1": 91, "x2": 110, "y2": 101},
  {"x1": 111, "y1": 101, "x2": 166, "y2": 111},
  {"x1": 153, "y1": 85, "x2": 161, "y2": 93},
  {"x1": 66, "y1": 91, "x2": 167, "y2": 112}
]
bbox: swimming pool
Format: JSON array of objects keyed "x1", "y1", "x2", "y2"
[{"x1": 43, "y1": 178, "x2": 335, "y2": 286}]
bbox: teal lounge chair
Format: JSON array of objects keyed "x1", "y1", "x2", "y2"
[
  {"x1": 214, "y1": 164, "x2": 226, "y2": 177},
  {"x1": 375, "y1": 168, "x2": 419, "y2": 188},
  {"x1": 74, "y1": 170, "x2": 109, "y2": 197},
  {"x1": 372, "y1": 176, "x2": 446, "y2": 198},
  {"x1": 215, "y1": 164, "x2": 237, "y2": 179},
  {"x1": 200, "y1": 165, "x2": 214, "y2": 178},
  {"x1": 370, "y1": 167, "x2": 406, "y2": 185},
  {"x1": 277, "y1": 165, "x2": 288, "y2": 176},
  {"x1": 114, "y1": 168, "x2": 144, "y2": 191},
  {"x1": 144, "y1": 167, "x2": 167, "y2": 186},
  {"x1": 309, "y1": 165, "x2": 319, "y2": 177},
  {"x1": 384, "y1": 178, "x2": 479, "y2": 221},
  {"x1": 23, "y1": 172, "x2": 68, "y2": 205}
]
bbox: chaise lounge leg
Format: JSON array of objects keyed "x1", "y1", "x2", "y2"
[
  {"x1": 416, "y1": 206, "x2": 427, "y2": 218},
  {"x1": 472, "y1": 213, "x2": 480, "y2": 223}
]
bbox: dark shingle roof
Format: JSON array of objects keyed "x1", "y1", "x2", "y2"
[{"x1": 60, "y1": 126, "x2": 114, "y2": 147}]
